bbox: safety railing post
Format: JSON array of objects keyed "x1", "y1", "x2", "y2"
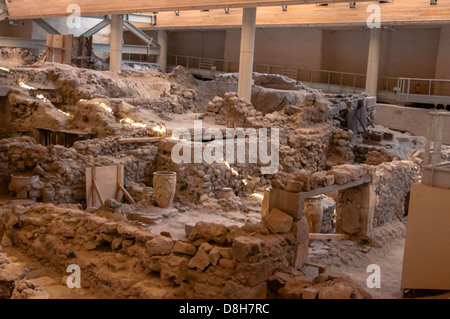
[
  {"x1": 428, "y1": 79, "x2": 432, "y2": 104},
  {"x1": 407, "y1": 78, "x2": 411, "y2": 102},
  {"x1": 327, "y1": 72, "x2": 331, "y2": 91}
]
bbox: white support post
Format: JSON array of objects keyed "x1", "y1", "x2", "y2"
[
  {"x1": 237, "y1": 7, "x2": 257, "y2": 102},
  {"x1": 365, "y1": 28, "x2": 381, "y2": 97},
  {"x1": 157, "y1": 30, "x2": 168, "y2": 73},
  {"x1": 110, "y1": 14, "x2": 123, "y2": 72}
]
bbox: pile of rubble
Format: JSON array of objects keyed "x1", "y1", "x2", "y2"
[
  {"x1": 0, "y1": 48, "x2": 35, "y2": 69},
  {"x1": 0, "y1": 63, "x2": 198, "y2": 140},
  {"x1": 0, "y1": 250, "x2": 49, "y2": 299}
]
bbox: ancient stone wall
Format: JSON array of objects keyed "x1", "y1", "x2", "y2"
[
  {"x1": 0, "y1": 136, "x2": 158, "y2": 204},
  {"x1": 0, "y1": 203, "x2": 309, "y2": 299},
  {"x1": 371, "y1": 160, "x2": 419, "y2": 227}
]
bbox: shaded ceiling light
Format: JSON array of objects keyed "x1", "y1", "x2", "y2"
[
  {"x1": 349, "y1": 2, "x2": 356, "y2": 8},
  {"x1": 175, "y1": 11, "x2": 180, "y2": 16},
  {"x1": 224, "y1": 8, "x2": 230, "y2": 14},
  {"x1": 282, "y1": 5, "x2": 288, "y2": 11}
]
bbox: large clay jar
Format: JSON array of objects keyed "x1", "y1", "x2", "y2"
[{"x1": 153, "y1": 171, "x2": 177, "y2": 208}]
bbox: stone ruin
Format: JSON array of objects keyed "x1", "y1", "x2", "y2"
[{"x1": 0, "y1": 51, "x2": 435, "y2": 299}]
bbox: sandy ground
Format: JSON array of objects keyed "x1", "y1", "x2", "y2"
[
  {"x1": 3, "y1": 246, "x2": 100, "y2": 299},
  {"x1": 327, "y1": 238, "x2": 406, "y2": 299}
]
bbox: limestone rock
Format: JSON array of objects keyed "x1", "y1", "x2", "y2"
[
  {"x1": 1, "y1": 235, "x2": 12, "y2": 247},
  {"x1": 160, "y1": 255, "x2": 189, "y2": 285},
  {"x1": 223, "y1": 280, "x2": 267, "y2": 299},
  {"x1": 10, "y1": 279, "x2": 49, "y2": 299},
  {"x1": 284, "y1": 180, "x2": 303, "y2": 193},
  {"x1": 0, "y1": 263, "x2": 29, "y2": 282},
  {"x1": 209, "y1": 247, "x2": 221, "y2": 266},
  {"x1": 241, "y1": 221, "x2": 270, "y2": 235},
  {"x1": 232, "y1": 236, "x2": 264, "y2": 263},
  {"x1": 235, "y1": 259, "x2": 273, "y2": 287},
  {"x1": 210, "y1": 224, "x2": 228, "y2": 244},
  {"x1": 277, "y1": 275, "x2": 312, "y2": 299},
  {"x1": 291, "y1": 217, "x2": 309, "y2": 269},
  {"x1": 184, "y1": 222, "x2": 195, "y2": 237},
  {"x1": 199, "y1": 242, "x2": 213, "y2": 253},
  {"x1": 219, "y1": 247, "x2": 233, "y2": 260},
  {"x1": 218, "y1": 258, "x2": 235, "y2": 270},
  {"x1": 318, "y1": 283, "x2": 353, "y2": 299},
  {"x1": 145, "y1": 236, "x2": 174, "y2": 257},
  {"x1": 264, "y1": 208, "x2": 293, "y2": 233},
  {"x1": 302, "y1": 287, "x2": 319, "y2": 299},
  {"x1": 188, "y1": 247, "x2": 210, "y2": 271},
  {"x1": 172, "y1": 241, "x2": 197, "y2": 256}
]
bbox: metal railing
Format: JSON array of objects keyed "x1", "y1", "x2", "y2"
[
  {"x1": 165, "y1": 54, "x2": 450, "y2": 104},
  {"x1": 397, "y1": 77, "x2": 450, "y2": 106},
  {"x1": 168, "y1": 54, "x2": 369, "y2": 93}
]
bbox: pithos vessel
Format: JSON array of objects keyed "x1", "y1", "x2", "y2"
[{"x1": 153, "y1": 171, "x2": 177, "y2": 208}]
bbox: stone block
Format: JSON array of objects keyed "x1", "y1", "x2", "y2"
[
  {"x1": 264, "y1": 208, "x2": 293, "y2": 233},
  {"x1": 232, "y1": 236, "x2": 264, "y2": 263},
  {"x1": 188, "y1": 247, "x2": 210, "y2": 272},
  {"x1": 235, "y1": 259, "x2": 273, "y2": 287},
  {"x1": 301, "y1": 287, "x2": 319, "y2": 299},
  {"x1": 209, "y1": 247, "x2": 221, "y2": 266},
  {"x1": 219, "y1": 247, "x2": 233, "y2": 260},
  {"x1": 291, "y1": 217, "x2": 309, "y2": 269},
  {"x1": 284, "y1": 180, "x2": 303, "y2": 193},
  {"x1": 318, "y1": 283, "x2": 353, "y2": 299},
  {"x1": 145, "y1": 236, "x2": 174, "y2": 257},
  {"x1": 223, "y1": 280, "x2": 267, "y2": 299},
  {"x1": 160, "y1": 255, "x2": 189, "y2": 285},
  {"x1": 172, "y1": 241, "x2": 197, "y2": 256}
]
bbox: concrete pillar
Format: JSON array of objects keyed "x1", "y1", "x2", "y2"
[
  {"x1": 157, "y1": 30, "x2": 168, "y2": 73},
  {"x1": 365, "y1": 28, "x2": 381, "y2": 97},
  {"x1": 237, "y1": 7, "x2": 257, "y2": 102},
  {"x1": 110, "y1": 15, "x2": 123, "y2": 72}
]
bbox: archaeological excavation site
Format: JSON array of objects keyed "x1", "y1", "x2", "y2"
[{"x1": 0, "y1": 0, "x2": 449, "y2": 304}]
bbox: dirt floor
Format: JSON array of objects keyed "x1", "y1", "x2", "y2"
[
  {"x1": 2, "y1": 246, "x2": 100, "y2": 299},
  {"x1": 327, "y1": 237, "x2": 406, "y2": 299}
]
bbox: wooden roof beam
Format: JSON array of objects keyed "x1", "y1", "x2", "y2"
[{"x1": 4, "y1": 0, "x2": 370, "y2": 20}]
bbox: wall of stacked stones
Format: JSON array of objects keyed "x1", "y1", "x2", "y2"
[
  {"x1": 0, "y1": 137, "x2": 158, "y2": 204},
  {"x1": 371, "y1": 160, "x2": 419, "y2": 227},
  {"x1": 0, "y1": 135, "x2": 268, "y2": 205},
  {"x1": 0, "y1": 203, "x2": 308, "y2": 299},
  {"x1": 155, "y1": 139, "x2": 270, "y2": 203}
]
